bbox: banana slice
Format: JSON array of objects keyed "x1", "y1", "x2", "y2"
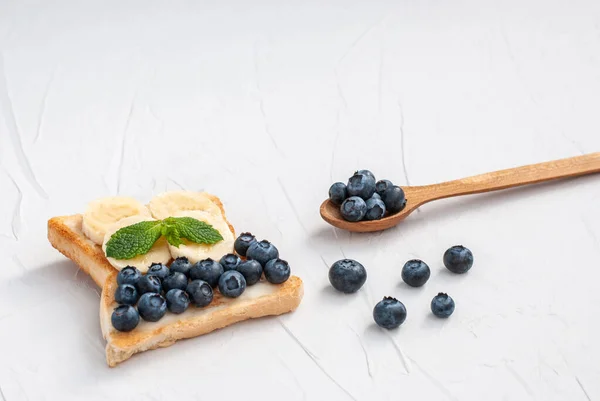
[
  {"x1": 82, "y1": 197, "x2": 151, "y2": 245},
  {"x1": 148, "y1": 191, "x2": 223, "y2": 220},
  {"x1": 102, "y1": 215, "x2": 171, "y2": 272},
  {"x1": 167, "y1": 210, "x2": 234, "y2": 263}
]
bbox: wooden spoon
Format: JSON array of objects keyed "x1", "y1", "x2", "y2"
[{"x1": 320, "y1": 152, "x2": 600, "y2": 233}]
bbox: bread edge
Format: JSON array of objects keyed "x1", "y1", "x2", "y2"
[{"x1": 48, "y1": 214, "x2": 114, "y2": 287}]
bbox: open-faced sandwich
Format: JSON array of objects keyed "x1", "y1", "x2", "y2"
[{"x1": 48, "y1": 191, "x2": 303, "y2": 367}]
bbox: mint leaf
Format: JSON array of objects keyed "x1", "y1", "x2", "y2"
[
  {"x1": 104, "y1": 216, "x2": 223, "y2": 259},
  {"x1": 161, "y1": 222, "x2": 183, "y2": 248},
  {"x1": 105, "y1": 220, "x2": 163, "y2": 259},
  {"x1": 164, "y1": 217, "x2": 223, "y2": 245}
]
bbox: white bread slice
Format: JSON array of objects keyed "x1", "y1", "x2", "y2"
[{"x1": 47, "y1": 197, "x2": 304, "y2": 367}]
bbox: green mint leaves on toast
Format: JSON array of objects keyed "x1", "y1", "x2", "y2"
[
  {"x1": 105, "y1": 217, "x2": 223, "y2": 260},
  {"x1": 163, "y1": 217, "x2": 223, "y2": 244},
  {"x1": 104, "y1": 221, "x2": 163, "y2": 260}
]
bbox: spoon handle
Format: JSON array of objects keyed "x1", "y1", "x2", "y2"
[{"x1": 419, "y1": 152, "x2": 600, "y2": 201}]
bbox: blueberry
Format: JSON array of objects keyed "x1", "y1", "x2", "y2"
[
  {"x1": 117, "y1": 266, "x2": 142, "y2": 286},
  {"x1": 443, "y1": 245, "x2": 474, "y2": 274},
  {"x1": 220, "y1": 253, "x2": 241, "y2": 271},
  {"x1": 371, "y1": 193, "x2": 381, "y2": 200},
  {"x1": 186, "y1": 280, "x2": 214, "y2": 307},
  {"x1": 189, "y1": 258, "x2": 224, "y2": 288},
  {"x1": 364, "y1": 197, "x2": 386, "y2": 220},
  {"x1": 170, "y1": 257, "x2": 192, "y2": 277},
  {"x1": 246, "y1": 240, "x2": 279, "y2": 267},
  {"x1": 355, "y1": 169, "x2": 376, "y2": 181},
  {"x1": 373, "y1": 297, "x2": 407, "y2": 329},
  {"x1": 111, "y1": 305, "x2": 140, "y2": 332},
  {"x1": 114, "y1": 284, "x2": 139, "y2": 305},
  {"x1": 347, "y1": 173, "x2": 376, "y2": 200},
  {"x1": 328, "y1": 259, "x2": 367, "y2": 293},
  {"x1": 329, "y1": 182, "x2": 348, "y2": 205},
  {"x1": 218, "y1": 271, "x2": 247, "y2": 298},
  {"x1": 264, "y1": 259, "x2": 291, "y2": 284},
  {"x1": 137, "y1": 293, "x2": 167, "y2": 322},
  {"x1": 146, "y1": 263, "x2": 170, "y2": 280},
  {"x1": 340, "y1": 196, "x2": 367, "y2": 222},
  {"x1": 431, "y1": 293, "x2": 455, "y2": 318},
  {"x1": 375, "y1": 179, "x2": 393, "y2": 196},
  {"x1": 234, "y1": 232, "x2": 257, "y2": 257},
  {"x1": 236, "y1": 259, "x2": 263, "y2": 285},
  {"x1": 165, "y1": 289, "x2": 190, "y2": 314},
  {"x1": 137, "y1": 275, "x2": 162, "y2": 295},
  {"x1": 401, "y1": 259, "x2": 431, "y2": 287},
  {"x1": 382, "y1": 185, "x2": 406, "y2": 214},
  {"x1": 162, "y1": 272, "x2": 189, "y2": 292}
]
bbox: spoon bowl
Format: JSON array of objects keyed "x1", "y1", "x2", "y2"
[
  {"x1": 320, "y1": 186, "x2": 426, "y2": 232},
  {"x1": 320, "y1": 152, "x2": 600, "y2": 233}
]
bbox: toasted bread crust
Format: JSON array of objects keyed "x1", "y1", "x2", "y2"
[
  {"x1": 47, "y1": 195, "x2": 304, "y2": 367},
  {"x1": 48, "y1": 215, "x2": 115, "y2": 287}
]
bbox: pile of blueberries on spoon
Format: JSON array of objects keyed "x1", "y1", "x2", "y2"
[
  {"x1": 111, "y1": 233, "x2": 291, "y2": 332},
  {"x1": 328, "y1": 244, "x2": 474, "y2": 329},
  {"x1": 329, "y1": 169, "x2": 406, "y2": 222}
]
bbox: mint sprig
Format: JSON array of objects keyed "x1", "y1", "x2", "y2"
[
  {"x1": 105, "y1": 221, "x2": 163, "y2": 260},
  {"x1": 164, "y1": 217, "x2": 223, "y2": 244},
  {"x1": 105, "y1": 217, "x2": 223, "y2": 260}
]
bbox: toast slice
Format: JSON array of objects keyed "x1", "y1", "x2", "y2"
[{"x1": 48, "y1": 197, "x2": 304, "y2": 367}]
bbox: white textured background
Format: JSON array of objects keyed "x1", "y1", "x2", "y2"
[{"x1": 1, "y1": 1, "x2": 600, "y2": 400}]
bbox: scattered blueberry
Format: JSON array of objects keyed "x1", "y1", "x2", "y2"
[
  {"x1": 165, "y1": 289, "x2": 190, "y2": 314},
  {"x1": 401, "y1": 259, "x2": 431, "y2": 287},
  {"x1": 117, "y1": 266, "x2": 141, "y2": 286},
  {"x1": 355, "y1": 169, "x2": 376, "y2": 181},
  {"x1": 170, "y1": 257, "x2": 192, "y2": 277},
  {"x1": 111, "y1": 305, "x2": 140, "y2": 332},
  {"x1": 220, "y1": 253, "x2": 241, "y2": 271},
  {"x1": 340, "y1": 196, "x2": 367, "y2": 222},
  {"x1": 234, "y1": 232, "x2": 257, "y2": 257},
  {"x1": 264, "y1": 259, "x2": 291, "y2": 284},
  {"x1": 186, "y1": 280, "x2": 214, "y2": 307},
  {"x1": 146, "y1": 263, "x2": 170, "y2": 280},
  {"x1": 236, "y1": 259, "x2": 263, "y2": 286},
  {"x1": 381, "y1": 185, "x2": 406, "y2": 214},
  {"x1": 373, "y1": 297, "x2": 407, "y2": 329},
  {"x1": 431, "y1": 293, "x2": 455, "y2": 318},
  {"x1": 364, "y1": 197, "x2": 386, "y2": 220},
  {"x1": 137, "y1": 293, "x2": 167, "y2": 322},
  {"x1": 189, "y1": 258, "x2": 224, "y2": 288},
  {"x1": 114, "y1": 284, "x2": 139, "y2": 305},
  {"x1": 218, "y1": 271, "x2": 247, "y2": 298},
  {"x1": 328, "y1": 259, "x2": 367, "y2": 293},
  {"x1": 162, "y1": 272, "x2": 189, "y2": 292},
  {"x1": 375, "y1": 179, "x2": 393, "y2": 196},
  {"x1": 443, "y1": 245, "x2": 474, "y2": 274},
  {"x1": 137, "y1": 275, "x2": 162, "y2": 295},
  {"x1": 247, "y1": 240, "x2": 279, "y2": 267},
  {"x1": 347, "y1": 173, "x2": 376, "y2": 200},
  {"x1": 329, "y1": 182, "x2": 348, "y2": 205}
]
